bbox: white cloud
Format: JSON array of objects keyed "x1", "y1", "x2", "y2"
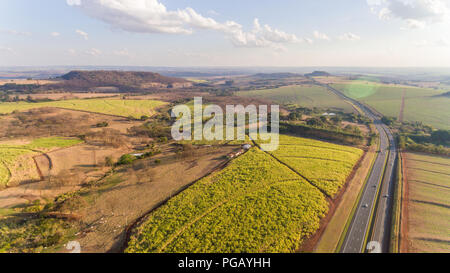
[
  {"x1": 1, "y1": 29, "x2": 31, "y2": 36},
  {"x1": 339, "y1": 32, "x2": 361, "y2": 41},
  {"x1": 67, "y1": 0, "x2": 301, "y2": 50},
  {"x1": 51, "y1": 32, "x2": 61, "y2": 37},
  {"x1": 368, "y1": 0, "x2": 450, "y2": 29},
  {"x1": 85, "y1": 48, "x2": 102, "y2": 56},
  {"x1": 413, "y1": 39, "x2": 431, "y2": 46},
  {"x1": 313, "y1": 30, "x2": 331, "y2": 41},
  {"x1": 414, "y1": 37, "x2": 450, "y2": 46},
  {"x1": 227, "y1": 18, "x2": 301, "y2": 49},
  {"x1": 435, "y1": 38, "x2": 450, "y2": 46},
  {"x1": 76, "y1": 29, "x2": 88, "y2": 40},
  {"x1": 113, "y1": 48, "x2": 131, "y2": 57},
  {"x1": 0, "y1": 46, "x2": 14, "y2": 54},
  {"x1": 207, "y1": 10, "x2": 219, "y2": 16},
  {"x1": 67, "y1": 49, "x2": 77, "y2": 55},
  {"x1": 67, "y1": 0, "x2": 81, "y2": 5},
  {"x1": 304, "y1": 38, "x2": 314, "y2": 44},
  {"x1": 405, "y1": 19, "x2": 427, "y2": 29}
]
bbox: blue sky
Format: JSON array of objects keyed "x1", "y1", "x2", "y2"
[{"x1": 1, "y1": 0, "x2": 449, "y2": 67}]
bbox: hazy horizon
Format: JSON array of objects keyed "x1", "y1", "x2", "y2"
[{"x1": 1, "y1": 0, "x2": 450, "y2": 67}]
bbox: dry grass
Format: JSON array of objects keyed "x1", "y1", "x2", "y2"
[
  {"x1": 0, "y1": 79, "x2": 57, "y2": 86},
  {"x1": 0, "y1": 108, "x2": 145, "y2": 209},
  {"x1": 403, "y1": 152, "x2": 450, "y2": 253},
  {"x1": 65, "y1": 145, "x2": 238, "y2": 253},
  {"x1": 16, "y1": 93, "x2": 119, "y2": 100}
]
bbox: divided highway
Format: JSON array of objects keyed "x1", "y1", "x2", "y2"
[{"x1": 315, "y1": 82, "x2": 397, "y2": 253}]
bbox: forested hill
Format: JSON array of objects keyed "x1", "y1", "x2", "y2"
[
  {"x1": 305, "y1": 71, "x2": 331, "y2": 77},
  {"x1": 60, "y1": 70, "x2": 190, "y2": 87}
]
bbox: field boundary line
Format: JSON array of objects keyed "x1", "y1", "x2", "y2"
[
  {"x1": 278, "y1": 143, "x2": 362, "y2": 155},
  {"x1": 277, "y1": 156, "x2": 354, "y2": 164},
  {"x1": 32, "y1": 156, "x2": 45, "y2": 181},
  {"x1": 158, "y1": 178, "x2": 306, "y2": 253},
  {"x1": 251, "y1": 139, "x2": 331, "y2": 198},
  {"x1": 0, "y1": 147, "x2": 47, "y2": 187},
  {"x1": 52, "y1": 106, "x2": 134, "y2": 119},
  {"x1": 0, "y1": 160, "x2": 12, "y2": 187},
  {"x1": 398, "y1": 89, "x2": 406, "y2": 122},
  {"x1": 157, "y1": 199, "x2": 229, "y2": 252}
]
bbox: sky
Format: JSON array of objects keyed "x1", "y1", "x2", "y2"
[{"x1": 1, "y1": 0, "x2": 450, "y2": 67}]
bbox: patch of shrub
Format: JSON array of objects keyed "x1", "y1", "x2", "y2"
[
  {"x1": 95, "y1": 121, "x2": 109, "y2": 128},
  {"x1": 117, "y1": 154, "x2": 137, "y2": 165}
]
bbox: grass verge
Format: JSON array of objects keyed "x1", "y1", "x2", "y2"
[{"x1": 389, "y1": 151, "x2": 403, "y2": 253}]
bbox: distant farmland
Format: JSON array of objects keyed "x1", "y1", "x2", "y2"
[
  {"x1": 236, "y1": 85, "x2": 355, "y2": 113},
  {"x1": 0, "y1": 99, "x2": 167, "y2": 118},
  {"x1": 403, "y1": 153, "x2": 450, "y2": 253},
  {"x1": 331, "y1": 81, "x2": 450, "y2": 129}
]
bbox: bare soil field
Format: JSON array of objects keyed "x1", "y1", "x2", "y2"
[
  {"x1": 0, "y1": 180, "x2": 81, "y2": 209},
  {"x1": 34, "y1": 144, "x2": 130, "y2": 180},
  {"x1": 59, "y1": 145, "x2": 239, "y2": 253},
  {"x1": 0, "y1": 108, "x2": 145, "y2": 209},
  {"x1": 0, "y1": 107, "x2": 140, "y2": 139},
  {"x1": 402, "y1": 152, "x2": 450, "y2": 253}
]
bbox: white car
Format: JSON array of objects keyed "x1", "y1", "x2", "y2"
[{"x1": 363, "y1": 204, "x2": 369, "y2": 208}]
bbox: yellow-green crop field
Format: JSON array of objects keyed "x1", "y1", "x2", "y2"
[
  {"x1": 257, "y1": 134, "x2": 363, "y2": 197},
  {"x1": 0, "y1": 99, "x2": 167, "y2": 119},
  {"x1": 0, "y1": 137, "x2": 83, "y2": 186},
  {"x1": 126, "y1": 148, "x2": 328, "y2": 253},
  {"x1": 127, "y1": 135, "x2": 362, "y2": 253}
]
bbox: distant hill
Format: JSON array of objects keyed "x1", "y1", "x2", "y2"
[
  {"x1": 305, "y1": 71, "x2": 331, "y2": 77},
  {"x1": 59, "y1": 70, "x2": 191, "y2": 89},
  {"x1": 252, "y1": 73, "x2": 301, "y2": 79}
]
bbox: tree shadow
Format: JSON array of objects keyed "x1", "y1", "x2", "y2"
[{"x1": 411, "y1": 199, "x2": 450, "y2": 209}]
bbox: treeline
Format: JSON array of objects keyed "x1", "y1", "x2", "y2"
[
  {"x1": 281, "y1": 107, "x2": 373, "y2": 141},
  {"x1": 0, "y1": 92, "x2": 53, "y2": 103},
  {"x1": 59, "y1": 70, "x2": 189, "y2": 86},
  {"x1": 283, "y1": 106, "x2": 371, "y2": 125},
  {"x1": 128, "y1": 112, "x2": 172, "y2": 139},
  {"x1": 387, "y1": 117, "x2": 450, "y2": 157},
  {"x1": 398, "y1": 135, "x2": 449, "y2": 157},
  {"x1": 0, "y1": 84, "x2": 43, "y2": 96},
  {"x1": 280, "y1": 122, "x2": 367, "y2": 145}
]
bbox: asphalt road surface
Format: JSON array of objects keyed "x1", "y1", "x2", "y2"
[{"x1": 316, "y1": 82, "x2": 397, "y2": 253}]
